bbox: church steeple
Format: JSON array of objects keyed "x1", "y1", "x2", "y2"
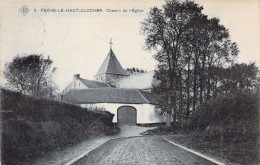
[
  {"x1": 109, "y1": 38, "x2": 113, "y2": 50},
  {"x1": 94, "y1": 40, "x2": 129, "y2": 84}
]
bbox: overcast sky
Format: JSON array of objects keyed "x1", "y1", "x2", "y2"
[{"x1": 1, "y1": 0, "x2": 259, "y2": 91}]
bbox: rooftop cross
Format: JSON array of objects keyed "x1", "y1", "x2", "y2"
[{"x1": 109, "y1": 38, "x2": 113, "y2": 50}]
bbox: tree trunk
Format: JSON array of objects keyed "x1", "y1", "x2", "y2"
[
  {"x1": 172, "y1": 66, "x2": 178, "y2": 128},
  {"x1": 192, "y1": 62, "x2": 197, "y2": 111},
  {"x1": 166, "y1": 113, "x2": 171, "y2": 127},
  {"x1": 179, "y1": 70, "x2": 183, "y2": 127},
  {"x1": 213, "y1": 77, "x2": 218, "y2": 97},
  {"x1": 206, "y1": 77, "x2": 211, "y2": 99},
  {"x1": 199, "y1": 53, "x2": 206, "y2": 104},
  {"x1": 166, "y1": 95, "x2": 172, "y2": 127},
  {"x1": 186, "y1": 57, "x2": 191, "y2": 126}
]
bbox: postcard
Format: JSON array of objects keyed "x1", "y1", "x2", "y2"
[{"x1": 0, "y1": 0, "x2": 259, "y2": 164}]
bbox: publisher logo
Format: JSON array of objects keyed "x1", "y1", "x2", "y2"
[{"x1": 19, "y1": 5, "x2": 30, "y2": 16}]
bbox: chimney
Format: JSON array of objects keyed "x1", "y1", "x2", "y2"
[{"x1": 73, "y1": 74, "x2": 80, "y2": 80}]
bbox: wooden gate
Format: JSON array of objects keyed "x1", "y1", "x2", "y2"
[{"x1": 117, "y1": 106, "x2": 137, "y2": 125}]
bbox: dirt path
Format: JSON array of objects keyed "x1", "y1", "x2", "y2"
[{"x1": 73, "y1": 136, "x2": 216, "y2": 165}]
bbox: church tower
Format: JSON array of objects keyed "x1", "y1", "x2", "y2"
[{"x1": 94, "y1": 40, "x2": 129, "y2": 85}]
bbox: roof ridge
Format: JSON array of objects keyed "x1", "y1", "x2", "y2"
[
  {"x1": 64, "y1": 88, "x2": 161, "y2": 105},
  {"x1": 94, "y1": 51, "x2": 110, "y2": 77},
  {"x1": 136, "y1": 89, "x2": 150, "y2": 104},
  {"x1": 104, "y1": 49, "x2": 112, "y2": 75},
  {"x1": 80, "y1": 78, "x2": 107, "y2": 84}
]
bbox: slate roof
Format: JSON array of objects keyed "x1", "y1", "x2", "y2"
[
  {"x1": 95, "y1": 49, "x2": 129, "y2": 76},
  {"x1": 62, "y1": 78, "x2": 110, "y2": 94},
  {"x1": 79, "y1": 78, "x2": 110, "y2": 88},
  {"x1": 63, "y1": 88, "x2": 161, "y2": 105},
  {"x1": 115, "y1": 71, "x2": 160, "y2": 89}
]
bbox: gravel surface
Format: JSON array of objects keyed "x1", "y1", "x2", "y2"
[
  {"x1": 27, "y1": 126, "x2": 154, "y2": 165},
  {"x1": 118, "y1": 125, "x2": 156, "y2": 137},
  {"x1": 74, "y1": 136, "x2": 216, "y2": 165}
]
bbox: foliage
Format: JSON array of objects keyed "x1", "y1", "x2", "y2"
[
  {"x1": 126, "y1": 67, "x2": 146, "y2": 75},
  {"x1": 218, "y1": 63, "x2": 259, "y2": 93},
  {"x1": 141, "y1": 0, "x2": 239, "y2": 127},
  {"x1": 190, "y1": 90, "x2": 259, "y2": 137},
  {"x1": 187, "y1": 89, "x2": 260, "y2": 164},
  {"x1": 3, "y1": 54, "x2": 59, "y2": 98}
]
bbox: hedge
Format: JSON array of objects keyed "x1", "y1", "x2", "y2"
[
  {"x1": 1, "y1": 88, "x2": 115, "y2": 165},
  {"x1": 190, "y1": 90, "x2": 259, "y2": 138}
]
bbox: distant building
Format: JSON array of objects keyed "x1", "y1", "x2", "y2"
[{"x1": 63, "y1": 44, "x2": 165, "y2": 125}]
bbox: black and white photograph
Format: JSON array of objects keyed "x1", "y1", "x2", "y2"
[{"x1": 0, "y1": 0, "x2": 259, "y2": 164}]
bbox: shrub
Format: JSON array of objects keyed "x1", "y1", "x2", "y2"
[
  {"x1": 190, "y1": 90, "x2": 259, "y2": 137},
  {"x1": 1, "y1": 88, "x2": 115, "y2": 164}
]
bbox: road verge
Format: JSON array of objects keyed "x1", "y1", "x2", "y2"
[{"x1": 162, "y1": 138, "x2": 226, "y2": 165}]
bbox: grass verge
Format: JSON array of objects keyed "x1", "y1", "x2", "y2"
[{"x1": 165, "y1": 133, "x2": 259, "y2": 165}]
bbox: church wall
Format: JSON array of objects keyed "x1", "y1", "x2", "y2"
[
  {"x1": 80, "y1": 103, "x2": 166, "y2": 124},
  {"x1": 94, "y1": 74, "x2": 106, "y2": 82},
  {"x1": 105, "y1": 74, "x2": 128, "y2": 83},
  {"x1": 116, "y1": 71, "x2": 154, "y2": 89}
]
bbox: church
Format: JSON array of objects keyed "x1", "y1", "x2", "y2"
[{"x1": 62, "y1": 43, "x2": 166, "y2": 125}]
